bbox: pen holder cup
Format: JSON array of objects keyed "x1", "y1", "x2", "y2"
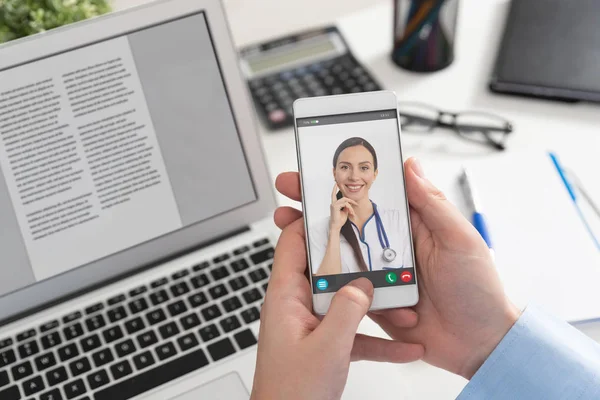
[{"x1": 392, "y1": 0, "x2": 459, "y2": 72}]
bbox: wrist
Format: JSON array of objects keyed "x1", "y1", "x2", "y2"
[{"x1": 459, "y1": 301, "x2": 521, "y2": 379}]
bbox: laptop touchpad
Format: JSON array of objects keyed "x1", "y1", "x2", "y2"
[{"x1": 172, "y1": 373, "x2": 249, "y2": 400}]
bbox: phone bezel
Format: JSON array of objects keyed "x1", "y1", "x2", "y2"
[{"x1": 292, "y1": 91, "x2": 419, "y2": 315}]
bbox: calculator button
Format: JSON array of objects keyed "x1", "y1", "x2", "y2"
[
  {"x1": 351, "y1": 87, "x2": 362, "y2": 93},
  {"x1": 249, "y1": 80, "x2": 263, "y2": 89},
  {"x1": 268, "y1": 110, "x2": 287, "y2": 123},
  {"x1": 332, "y1": 87, "x2": 344, "y2": 95},
  {"x1": 358, "y1": 75, "x2": 371, "y2": 85},
  {"x1": 332, "y1": 64, "x2": 343, "y2": 74},
  {"x1": 323, "y1": 76, "x2": 335, "y2": 86},
  {"x1": 255, "y1": 87, "x2": 268, "y2": 96},
  {"x1": 259, "y1": 94, "x2": 274, "y2": 104},
  {"x1": 315, "y1": 89, "x2": 327, "y2": 96},
  {"x1": 280, "y1": 71, "x2": 294, "y2": 80},
  {"x1": 294, "y1": 67, "x2": 307, "y2": 75},
  {"x1": 339, "y1": 71, "x2": 350, "y2": 81},
  {"x1": 365, "y1": 83, "x2": 378, "y2": 91},
  {"x1": 344, "y1": 79, "x2": 357, "y2": 88},
  {"x1": 265, "y1": 103, "x2": 279, "y2": 112}
]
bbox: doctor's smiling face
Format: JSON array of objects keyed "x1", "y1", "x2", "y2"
[{"x1": 332, "y1": 137, "x2": 378, "y2": 203}]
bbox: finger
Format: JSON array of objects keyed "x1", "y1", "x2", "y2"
[
  {"x1": 368, "y1": 308, "x2": 419, "y2": 328},
  {"x1": 331, "y1": 182, "x2": 339, "y2": 203},
  {"x1": 274, "y1": 207, "x2": 303, "y2": 231},
  {"x1": 276, "y1": 172, "x2": 302, "y2": 202},
  {"x1": 351, "y1": 334, "x2": 424, "y2": 363},
  {"x1": 345, "y1": 204, "x2": 356, "y2": 217},
  {"x1": 313, "y1": 278, "x2": 373, "y2": 349},
  {"x1": 404, "y1": 158, "x2": 476, "y2": 235}
]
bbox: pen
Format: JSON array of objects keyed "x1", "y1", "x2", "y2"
[{"x1": 459, "y1": 168, "x2": 494, "y2": 259}]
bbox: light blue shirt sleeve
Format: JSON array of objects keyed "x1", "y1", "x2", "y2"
[{"x1": 458, "y1": 304, "x2": 600, "y2": 399}]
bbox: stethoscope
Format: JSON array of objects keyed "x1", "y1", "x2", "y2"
[{"x1": 373, "y1": 203, "x2": 397, "y2": 263}]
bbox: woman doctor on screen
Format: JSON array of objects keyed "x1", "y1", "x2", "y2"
[{"x1": 310, "y1": 137, "x2": 413, "y2": 276}]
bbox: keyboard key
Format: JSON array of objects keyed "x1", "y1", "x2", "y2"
[
  {"x1": 149, "y1": 289, "x2": 169, "y2": 306},
  {"x1": 209, "y1": 284, "x2": 228, "y2": 300},
  {"x1": 0, "y1": 349, "x2": 16, "y2": 367},
  {"x1": 115, "y1": 339, "x2": 136, "y2": 358},
  {"x1": 177, "y1": 333, "x2": 199, "y2": 352},
  {"x1": 155, "y1": 342, "x2": 177, "y2": 361},
  {"x1": 16, "y1": 329, "x2": 36, "y2": 342},
  {"x1": 201, "y1": 305, "x2": 222, "y2": 321},
  {"x1": 107, "y1": 294, "x2": 126, "y2": 306},
  {"x1": 133, "y1": 351, "x2": 155, "y2": 370},
  {"x1": 34, "y1": 352, "x2": 56, "y2": 371},
  {"x1": 58, "y1": 343, "x2": 79, "y2": 362},
  {"x1": 150, "y1": 278, "x2": 168, "y2": 288},
  {"x1": 87, "y1": 369, "x2": 109, "y2": 389},
  {"x1": 80, "y1": 334, "x2": 101, "y2": 352},
  {"x1": 22, "y1": 375, "x2": 44, "y2": 396},
  {"x1": 242, "y1": 288, "x2": 263, "y2": 304},
  {"x1": 85, "y1": 303, "x2": 104, "y2": 315},
  {"x1": 249, "y1": 267, "x2": 269, "y2": 283},
  {"x1": 210, "y1": 266, "x2": 230, "y2": 281},
  {"x1": 230, "y1": 259, "x2": 250, "y2": 273},
  {"x1": 124, "y1": 316, "x2": 145, "y2": 335},
  {"x1": 110, "y1": 360, "x2": 133, "y2": 380},
  {"x1": 146, "y1": 309, "x2": 167, "y2": 325},
  {"x1": 69, "y1": 356, "x2": 91, "y2": 377},
  {"x1": 129, "y1": 285, "x2": 147, "y2": 297},
  {"x1": 94, "y1": 349, "x2": 209, "y2": 400},
  {"x1": 18, "y1": 340, "x2": 39, "y2": 359},
  {"x1": 40, "y1": 320, "x2": 59, "y2": 333},
  {"x1": 63, "y1": 378, "x2": 85, "y2": 399},
  {"x1": 46, "y1": 366, "x2": 68, "y2": 386},
  {"x1": 11, "y1": 360, "x2": 33, "y2": 380},
  {"x1": 0, "y1": 369, "x2": 8, "y2": 387},
  {"x1": 0, "y1": 385, "x2": 20, "y2": 400},
  {"x1": 250, "y1": 247, "x2": 275, "y2": 265},
  {"x1": 172, "y1": 269, "x2": 189, "y2": 280},
  {"x1": 128, "y1": 298, "x2": 149, "y2": 314},
  {"x1": 192, "y1": 261, "x2": 210, "y2": 272},
  {"x1": 241, "y1": 307, "x2": 261, "y2": 324},
  {"x1": 85, "y1": 314, "x2": 106, "y2": 332},
  {"x1": 63, "y1": 323, "x2": 84, "y2": 340},
  {"x1": 92, "y1": 348, "x2": 114, "y2": 367},
  {"x1": 0, "y1": 338, "x2": 13, "y2": 349},
  {"x1": 102, "y1": 326, "x2": 124, "y2": 344},
  {"x1": 190, "y1": 274, "x2": 209, "y2": 289},
  {"x1": 253, "y1": 238, "x2": 269, "y2": 248},
  {"x1": 137, "y1": 331, "x2": 158, "y2": 348},
  {"x1": 167, "y1": 300, "x2": 188, "y2": 317},
  {"x1": 170, "y1": 282, "x2": 190, "y2": 297},
  {"x1": 213, "y1": 253, "x2": 230, "y2": 263},
  {"x1": 40, "y1": 331, "x2": 61, "y2": 350},
  {"x1": 62, "y1": 311, "x2": 81, "y2": 324},
  {"x1": 222, "y1": 296, "x2": 243, "y2": 312},
  {"x1": 233, "y1": 246, "x2": 250, "y2": 256},
  {"x1": 228, "y1": 276, "x2": 248, "y2": 291},
  {"x1": 220, "y1": 315, "x2": 241, "y2": 333},
  {"x1": 234, "y1": 329, "x2": 258, "y2": 350},
  {"x1": 39, "y1": 388, "x2": 62, "y2": 400},
  {"x1": 207, "y1": 338, "x2": 236, "y2": 362},
  {"x1": 180, "y1": 313, "x2": 201, "y2": 330},
  {"x1": 187, "y1": 292, "x2": 208, "y2": 308},
  {"x1": 157, "y1": 322, "x2": 178, "y2": 340},
  {"x1": 199, "y1": 324, "x2": 220, "y2": 342},
  {"x1": 107, "y1": 306, "x2": 128, "y2": 323}
]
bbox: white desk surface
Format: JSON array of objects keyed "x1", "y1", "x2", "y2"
[{"x1": 117, "y1": 0, "x2": 600, "y2": 398}]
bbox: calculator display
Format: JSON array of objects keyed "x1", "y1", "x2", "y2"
[{"x1": 248, "y1": 39, "x2": 337, "y2": 74}]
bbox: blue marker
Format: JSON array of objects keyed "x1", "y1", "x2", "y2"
[{"x1": 460, "y1": 168, "x2": 494, "y2": 259}]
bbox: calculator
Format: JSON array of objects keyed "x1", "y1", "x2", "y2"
[{"x1": 239, "y1": 26, "x2": 382, "y2": 130}]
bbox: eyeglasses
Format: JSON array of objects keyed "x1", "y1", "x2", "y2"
[{"x1": 398, "y1": 102, "x2": 514, "y2": 151}]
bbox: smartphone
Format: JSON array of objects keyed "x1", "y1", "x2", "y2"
[{"x1": 293, "y1": 90, "x2": 418, "y2": 314}]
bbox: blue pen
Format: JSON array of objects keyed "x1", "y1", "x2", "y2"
[{"x1": 460, "y1": 168, "x2": 494, "y2": 259}]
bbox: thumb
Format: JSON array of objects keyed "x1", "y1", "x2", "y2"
[
  {"x1": 404, "y1": 157, "x2": 473, "y2": 233},
  {"x1": 313, "y1": 278, "x2": 373, "y2": 350}
]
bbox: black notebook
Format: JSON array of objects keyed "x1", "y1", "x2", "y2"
[{"x1": 490, "y1": 0, "x2": 600, "y2": 102}]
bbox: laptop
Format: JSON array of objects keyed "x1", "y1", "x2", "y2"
[{"x1": 0, "y1": 0, "x2": 278, "y2": 399}]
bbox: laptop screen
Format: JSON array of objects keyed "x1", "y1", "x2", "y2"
[{"x1": 0, "y1": 12, "x2": 258, "y2": 300}]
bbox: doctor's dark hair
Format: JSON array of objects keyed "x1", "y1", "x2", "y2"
[{"x1": 332, "y1": 137, "x2": 378, "y2": 273}]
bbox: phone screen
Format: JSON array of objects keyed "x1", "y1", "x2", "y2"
[{"x1": 296, "y1": 109, "x2": 416, "y2": 293}]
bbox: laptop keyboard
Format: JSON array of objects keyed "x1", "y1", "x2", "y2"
[{"x1": 0, "y1": 237, "x2": 274, "y2": 400}]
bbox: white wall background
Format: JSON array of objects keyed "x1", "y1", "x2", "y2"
[{"x1": 297, "y1": 118, "x2": 409, "y2": 227}]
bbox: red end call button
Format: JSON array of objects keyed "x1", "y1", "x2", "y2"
[{"x1": 400, "y1": 271, "x2": 413, "y2": 283}]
